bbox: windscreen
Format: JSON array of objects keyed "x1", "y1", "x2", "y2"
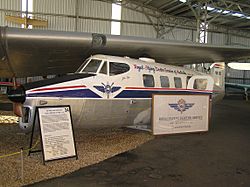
[
  {"x1": 78, "y1": 59, "x2": 102, "y2": 73},
  {"x1": 76, "y1": 58, "x2": 90, "y2": 73}
]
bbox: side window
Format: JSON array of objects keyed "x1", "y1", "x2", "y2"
[
  {"x1": 99, "y1": 61, "x2": 107, "y2": 74},
  {"x1": 143, "y1": 74, "x2": 155, "y2": 87},
  {"x1": 194, "y1": 79, "x2": 208, "y2": 90},
  {"x1": 160, "y1": 76, "x2": 170, "y2": 88},
  {"x1": 110, "y1": 62, "x2": 130, "y2": 76},
  {"x1": 174, "y1": 77, "x2": 182, "y2": 88}
]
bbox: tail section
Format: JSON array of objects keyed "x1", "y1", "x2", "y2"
[
  {"x1": 209, "y1": 62, "x2": 225, "y2": 102},
  {"x1": 209, "y1": 62, "x2": 225, "y2": 90}
]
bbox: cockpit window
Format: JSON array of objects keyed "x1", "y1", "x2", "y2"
[
  {"x1": 81, "y1": 59, "x2": 102, "y2": 73},
  {"x1": 76, "y1": 58, "x2": 90, "y2": 73},
  {"x1": 110, "y1": 62, "x2": 130, "y2": 76},
  {"x1": 99, "y1": 61, "x2": 107, "y2": 74}
]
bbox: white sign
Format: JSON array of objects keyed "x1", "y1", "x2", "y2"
[
  {"x1": 38, "y1": 106, "x2": 77, "y2": 161},
  {"x1": 152, "y1": 94, "x2": 210, "y2": 135}
]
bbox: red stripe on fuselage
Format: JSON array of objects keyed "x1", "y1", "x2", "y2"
[
  {"x1": 30, "y1": 85, "x2": 86, "y2": 92},
  {"x1": 125, "y1": 87, "x2": 218, "y2": 93}
]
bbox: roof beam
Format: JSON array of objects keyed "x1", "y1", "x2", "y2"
[
  {"x1": 209, "y1": 0, "x2": 250, "y2": 17},
  {"x1": 231, "y1": 20, "x2": 250, "y2": 28},
  {"x1": 164, "y1": 3, "x2": 186, "y2": 13},
  {"x1": 225, "y1": 0, "x2": 250, "y2": 9},
  {"x1": 159, "y1": 0, "x2": 179, "y2": 10},
  {"x1": 144, "y1": 0, "x2": 153, "y2": 5},
  {"x1": 171, "y1": 6, "x2": 192, "y2": 16},
  {"x1": 96, "y1": 0, "x2": 250, "y2": 38},
  {"x1": 215, "y1": 16, "x2": 241, "y2": 25}
]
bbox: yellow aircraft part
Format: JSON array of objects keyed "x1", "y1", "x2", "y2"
[{"x1": 5, "y1": 15, "x2": 48, "y2": 27}]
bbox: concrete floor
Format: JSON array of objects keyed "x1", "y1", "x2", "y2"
[{"x1": 28, "y1": 98, "x2": 250, "y2": 187}]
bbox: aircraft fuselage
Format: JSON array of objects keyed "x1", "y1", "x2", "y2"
[{"x1": 14, "y1": 55, "x2": 224, "y2": 132}]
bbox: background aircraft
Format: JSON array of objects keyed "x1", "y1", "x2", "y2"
[{"x1": 225, "y1": 82, "x2": 250, "y2": 101}]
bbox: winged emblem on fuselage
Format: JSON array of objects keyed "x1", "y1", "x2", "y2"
[{"x1": 94, "y1": 82, "x2": 121, "y2": 98}]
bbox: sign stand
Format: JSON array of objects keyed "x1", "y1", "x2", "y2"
[
  {"x1": 28, "y1": 107, "x2": 42, "y2": 154},
  {"x1": 28, "y1": 105, "x2": 78, "y2": 165}
]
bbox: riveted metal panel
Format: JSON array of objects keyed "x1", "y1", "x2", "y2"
[
  {"x1": 230, "y1": 35, "x2": 250, "y2": 47},
  {"x1": 227, "y1": 67, "x2": 244, "y2": 78},
  {"x1": 121, "y1": 7, "x2": 196, "y2": 40},
  {"x1": 33, "y1": 0, "x2": 75, "y2": 15},
  {"x1": 122, "y1": 6, "x2": 155, "y2": 23},
  {"x1": 0, "y1": 0, "x2": 21, "y2": 11},
  {"x1": 121, "y1": 7, "x2": 156, "y2": 38},
  {"x1": 121, "y1": 23, "x2": 156, "y2": 38},
  {"x1": 33, "y1": 0, "x2": 75, "y2": 31},
  {"x1": 0, "y1": 0, "x2": 22, "y2": 27},
  {"x1": 78, "y1": 19, "x2": 111, "y2": 34},
  {"x1": 207, "y1": 32, "x2": 227, "y2": 45},
  {"x1": 33, "y1": 0, "x2": 111, "y2": 33},
  {"x1": 162, "y1": 28, "x2": 194, "y2": 42},
  {"x1": 77, "y1": 0, "x2": 111, "y2": 33},
  {"x1": 78, "y1": 0, "x2": 111, "y2": 18},
  {"x1": 32, "y1": 14, "x2": 76, "y2": 31}
]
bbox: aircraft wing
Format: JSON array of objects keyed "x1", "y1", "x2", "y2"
[{"x1": 0, "y1": 27, "x2": 250, "y2": 78}]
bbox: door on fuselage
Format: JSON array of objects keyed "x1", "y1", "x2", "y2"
[{"x1": 78, "y1": 59, "x2": 132, "y2": 127}]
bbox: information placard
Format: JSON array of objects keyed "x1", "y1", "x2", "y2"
[
  {"x1": 152, "y1": 94, "x2": 210, "y2": 135},
  {"x1": 37, "y1": 106, "x2": 77, "y2": 162}
]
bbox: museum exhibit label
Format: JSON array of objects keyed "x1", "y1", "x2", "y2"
[
  {"x1": 152, "y1": 94, "x2": 210, "y2": 135},
  {"x1": 37, "y1": 106, "x2": 77, "y2": 162}
]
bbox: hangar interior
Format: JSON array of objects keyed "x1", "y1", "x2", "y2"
[
  {"x1": 0, "y1": 0, "x2": 250, "y2": 88},
  {"x1": 0, "y1": 1, "x2": 250, "y2": 186}
]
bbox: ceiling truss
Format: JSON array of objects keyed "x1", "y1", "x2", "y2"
[{"x1": 103, "y1": 0, "x2": 250, "y2": 39}]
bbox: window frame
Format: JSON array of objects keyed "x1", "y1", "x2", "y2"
[
  {"x1": 160, "y1": 76, "x2": 170, "y2": 88},
  {"x1": 143, "y1": 74, "x2": 155, "y2": 88},
  {"x1": 193, "y1": 78, "x2": 208, "y2": 90},
  {"x1": 174, "y1": 77, "x2": 183, "y2": 88},
  {"x1": 98, "y1": 61, "x2": 108, "y2": 75},
  {"x1": 76, "y1": 58, "x2": 91, "y2": 73},
  {"x1": 79, "y1": 58, "x2": 103, "y2": 74},
  {"x1": 109, "y1": 61, "x2": 130, "y2": 76}
]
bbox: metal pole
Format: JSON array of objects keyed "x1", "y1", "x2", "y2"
[
  {"x1": 196, "y1": 2, "x2": 201, "y2": 43},
  {"x1": 75, "y1": 0, "x2": 79, "y2": 32},
  {"x1": 25, "y1": 0, "x2": 28, "y2": 28},
  {"x1": 20, "y1": 148, "x2": 24, "y2": 183}
]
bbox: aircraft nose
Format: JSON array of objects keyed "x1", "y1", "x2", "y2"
[{"x1": 7, "y1": 86, "x2": 26, "y2": 103}]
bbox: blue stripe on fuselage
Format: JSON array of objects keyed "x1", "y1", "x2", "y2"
[
  {"x1": 27, "y1": 89, "x2": 101, "y2": 98},
  {"x1": 26, "y1": 88, "x2": 212, "y2": 99},
  {"x1": 115, "y1": 90, "x2": 211, "y2": 98}
]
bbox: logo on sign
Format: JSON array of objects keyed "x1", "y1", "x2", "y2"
[{"x1": 169, "y1": 99, "x2": 194, "y2": 114}]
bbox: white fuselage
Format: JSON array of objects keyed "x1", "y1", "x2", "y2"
[{"x1": 19, "y1": 55, "x2": 224, "y2": 132}]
